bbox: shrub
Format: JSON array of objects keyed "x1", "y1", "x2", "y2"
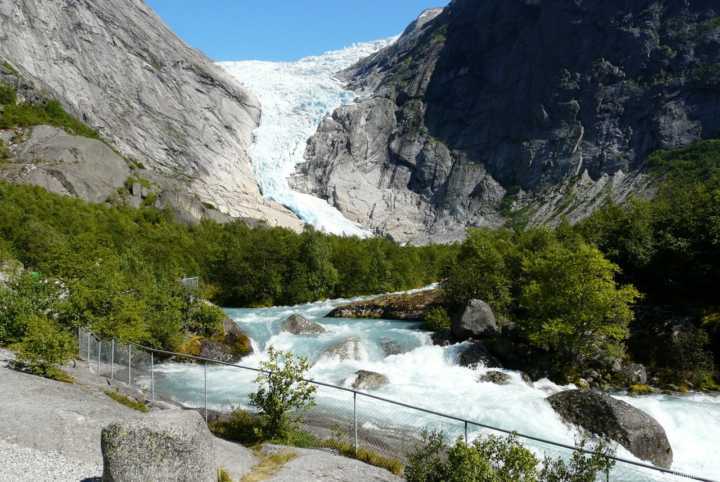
[
  {"x1": 423, "y1": 306, "x2": 451, "y2": 332},
  {"x1": 15, "y1": 314, "x2": 75, "y2": 378},
  {"x1": 405, "y1": 431, "x2": 615, "y2": 482},
  {"x1": 249, "y1": 348, "x2": 316, "y2": 439},
  {"x1": 217, "y1": 468, "x2": 233, "y2": 482},
  {"x1": 0, "y1": 82, "x2": 16, "y2": 105},
  {"x1": 209, "y1": 409, "x2": 265, "y2": 445},
  {"x1": 187, "y1": 302, "x2": 225, "y2": 337}
]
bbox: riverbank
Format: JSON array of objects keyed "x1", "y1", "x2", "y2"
[{"x1": 0, "y1": 349, "x2": 400, "y2": 481}]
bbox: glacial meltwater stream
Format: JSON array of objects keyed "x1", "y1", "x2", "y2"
[{"x1": 153, "y1": 294, "x2": 720, "y2": 481}]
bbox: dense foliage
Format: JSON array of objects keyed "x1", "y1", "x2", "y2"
[
  {"x1": 577, "y1": 139, "x2": 720, "y2": 387},
  {"x1": 444, "y1": 227, "x2": 640, "y2": 377},
  {"x1": 405, "y1": 431, "x2": 614, "y2": 482}
]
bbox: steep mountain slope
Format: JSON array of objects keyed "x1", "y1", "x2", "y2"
[
  {"x1": 294, "y1": 1, "x2": 720, "y2": 243},
  {"x1": 219, "y1": 39, "x2": 393, "y2": 236},
  {"x1": 0, "y1": 0, "x2": 300, "y2": 228}
]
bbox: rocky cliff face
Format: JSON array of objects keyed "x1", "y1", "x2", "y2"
[
  {"x1": 0, "y1": 0, "x2": 301, "y2": 228},
  {"x1": 294, "y1": 0, "x2": 720, "y2": 243}
]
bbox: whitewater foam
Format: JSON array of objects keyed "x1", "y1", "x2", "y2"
[
  {"x1": 152, "y1": 297, "x2": 720, "y2": 481},
  {"x1": 218, "y1": 39, "x2": 395, "y2": 236}
]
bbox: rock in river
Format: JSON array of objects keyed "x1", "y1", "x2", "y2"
[
  {"x1": 352, "y1": 370, "x2": 390, "y2": 391},
  {"x1": 321, "y1": 337, "x2": 365, "y2": 361},
  {"x1": 477, "y1": 370, "x2": 512, "y2": 385},
  {"x1": 452, "y1": 299, "x2": 497, "y2": 340},
  {"x1": 547, "y1": 390, "x2": 673, "y2": 468},
  {"x1": 282, "y1": 314, "x2": 326, "y2": 335}
]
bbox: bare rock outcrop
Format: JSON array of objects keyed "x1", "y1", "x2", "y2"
[
  {"x1": 0, "y1": 0, "x2": 301, "y2": 229},
  {"x1": 294, "y1": 1, "x2": 720, "y2": 243}
]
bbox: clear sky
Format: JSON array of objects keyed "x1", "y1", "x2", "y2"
[{"x1": 145, "y1": 0, "x2": 448, "y2": 62}]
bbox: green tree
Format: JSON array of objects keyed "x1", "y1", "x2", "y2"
[
  {"x1": 16, "y1": 315, "x2": 76, "y2": 378},
  {"x1": 517, "y1": 238, "x2": 640, "y2": 369},
  {"x1": 444, "y1": 229, "x2": 514, "y2": 316},
  {"x1": 249, "y1": 347, "x2": 316, "y2": 438}
]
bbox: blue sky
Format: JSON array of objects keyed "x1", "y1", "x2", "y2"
[{"x1": 145, "y1": 0, "x2": 448, "y2": 62}]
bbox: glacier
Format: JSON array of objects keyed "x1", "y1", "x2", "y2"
[{"x1": 218, "y1": 39, "x2": 395, "y2": 237}]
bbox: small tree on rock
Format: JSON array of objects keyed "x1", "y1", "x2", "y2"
[{"x1": 249, "y1": 347, "x2": 316, "y2": 438}]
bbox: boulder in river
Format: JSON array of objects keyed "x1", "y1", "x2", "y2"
[
  {"x1": 352, "y1": 370, "x2": 390, "y2": 391},
  {"x1": 326, "y1": 288, "x2": 444, "y2": 321},
  {"x1": 477, "y1": 370, "x2": 512, "y2": 385},
  {"x1": 101, "y1": 410, "x2": 216, "y2": 482},
  {"x1": 321, "y1": 337, "x2": 365, "y2": 361},
  {"x1": 458, "y1": 342, "x2": 501, "y2": 369},
  {"x1": 452, "y1": 299, "x2": 497, "y2": 339},
  {"x1": 547, "y1": 390, "x2": 673, "y2": 468},
  {"x1": 380, "y1": 338, "x2": 403, "y2": 356},
  {"x1": 281, "y1": 314, "x2": 326, "y2": 335}
]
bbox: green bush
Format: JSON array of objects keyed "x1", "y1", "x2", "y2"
[
  {"x1": 15, "y1": 314, "x2": 75, "y2": 378},
  {"x1": 423, "y1": 306, "x2": 451, "y2": 332},
  {"x1": 249, "y1": 348, "x2": 316, "y2": 439},
  {"x1": 405, "y1": 431, "x2": 615, "y2": 482},
  {"x1": 187, "y1": 302, "x2": 226, "y2": 337}
]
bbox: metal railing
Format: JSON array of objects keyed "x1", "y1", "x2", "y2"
[{"x1": 77, "y1": 328, "x2": 715, "y2": 482}]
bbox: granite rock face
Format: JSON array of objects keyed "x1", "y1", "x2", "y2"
[
  {"x1": 294, "y1": 0, "x2": 720, "y2": 243},
  {"x1": 0, "y1": 0, "x2": 301, "y2": 229},
  {"x1": 0, "y1": 126, "x2": 129, "y2": 203}
]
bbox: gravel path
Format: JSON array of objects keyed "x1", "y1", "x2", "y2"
[{"x1": 0, "y1": 440, "x2": 101, "y2": 482}]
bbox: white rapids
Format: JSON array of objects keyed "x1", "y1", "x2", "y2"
[
  {"x1": 218, "y1": 39, "x2": 394, "y2": 236},
  {"x1": 152, "y1": 295, "x2": 720, "y2": 482}
]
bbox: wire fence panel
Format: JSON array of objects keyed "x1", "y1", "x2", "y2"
[{"x1": 73, "y1": 329, "x2": 714, "y2": 482}]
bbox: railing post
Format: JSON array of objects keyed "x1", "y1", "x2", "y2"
[
  {"x1": 110, "y1": 339, "x2": 115, "y2": 380},
  {"x1": 353, "y1": 391, "x2": 358, "y2": 455},
  {"x1": 86, "y1": 333, "x2": 90, "y2": 369},
  {"x1": 78, "y1": 327, "x2": 81, "y2": 359},
  {"x1": 203, "y1": 362, "x2": 208, "y2": 422},
  {"x1": 97, "y1": 339, "x2": 101, "y2": 375},
  {"x1": 128, "y1": 344, "x2": 132, "y2": 386},
  {"x1": 464, "y1": 421, "x2": 468, "y2": 445},
  {"x1": 151, "y1": 352, "x2": 155, "y2": 403}
]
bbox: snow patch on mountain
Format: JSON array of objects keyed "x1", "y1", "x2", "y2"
[{"x1": 219, "y1": 39, "x2": 395, "y2": 236}]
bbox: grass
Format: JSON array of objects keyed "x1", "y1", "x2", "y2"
[
  {"x1": 0, "y1": 82, "x2": 99, "y2": 139},
  {"x1": 210, "y1": 409, "x2": 405, "y2": 476},
  {"x1": 2, "y1": 61, "x2": 18, "y2": 76},
  {"x1": 44, "y1": 366, "x2": 75, "y2": 384},
  {"x1": 0, "y1": 138, "x2": 9, "y2": 163},
  {"x1": 104, "y1": 389, "x2": 149, "y2": 413},
  {"x1": 218, "y1": 468, "x2": 233, "y2": 482},
  {"x1": 240, "y1": 450, "x2": 297, "y2": 482}
]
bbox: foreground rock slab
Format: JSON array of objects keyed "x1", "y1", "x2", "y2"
[
  {"x1": 101, "y1": 410, "x2": 216, "y2": 482},
  {"x1": 547, "y1": 390, "x2": 673, "y2": 468}
]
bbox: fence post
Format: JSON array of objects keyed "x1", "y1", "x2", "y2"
[
  {"x1": 128, "y1": 344, "x2": 132, "y2": 386},
  {"x1": 203, "y1": 362, "x2": 208, "y2": 422},
  {"x1": 353, "y1": 391, "x2": 358, "y2": 455},
  {"x1": 97, "y1": 339, "x2": 101, "y2": 375},
  {"x1": 110, "y1": 339, "x2": 115, "y2": 380},
  {"x1": 86, "y1": 334, "x2": 90, "y2": 369},
  {"x1": 151, "y1": 352, "x2": 155, "y2": 403},
  {"x1": 464, "y1": 421, "x2": 468, "y2": 444},
  {"x1": 78, "y1": 327, "x2": 81, "y2": 359}
]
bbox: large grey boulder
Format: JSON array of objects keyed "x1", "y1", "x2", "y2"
[
  {"x1": 281, "y1": 314, "x2": 326, "y2": 336},
  {"x1": 321, "y1": 337, "x2": 365, "y2": 362},
  {"x1": 101, "y1": 410, "x2": 216, "y2": 482},
  {"x1": 0, "y1": 126, "x2": 129, "y2": 203},
  {"x1": 452, "y1": 300, "x2": 497, "y2": 340},
  {"x1": 351, "y1": 370, "x2": 389, "y2": 391},
  {"x1": 547, "y1": 390, "x2": 673, "y2": 468}
]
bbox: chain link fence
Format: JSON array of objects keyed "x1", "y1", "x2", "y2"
[{"x1": 77, "y1": 328, "x2": 713, "y2": 482}]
